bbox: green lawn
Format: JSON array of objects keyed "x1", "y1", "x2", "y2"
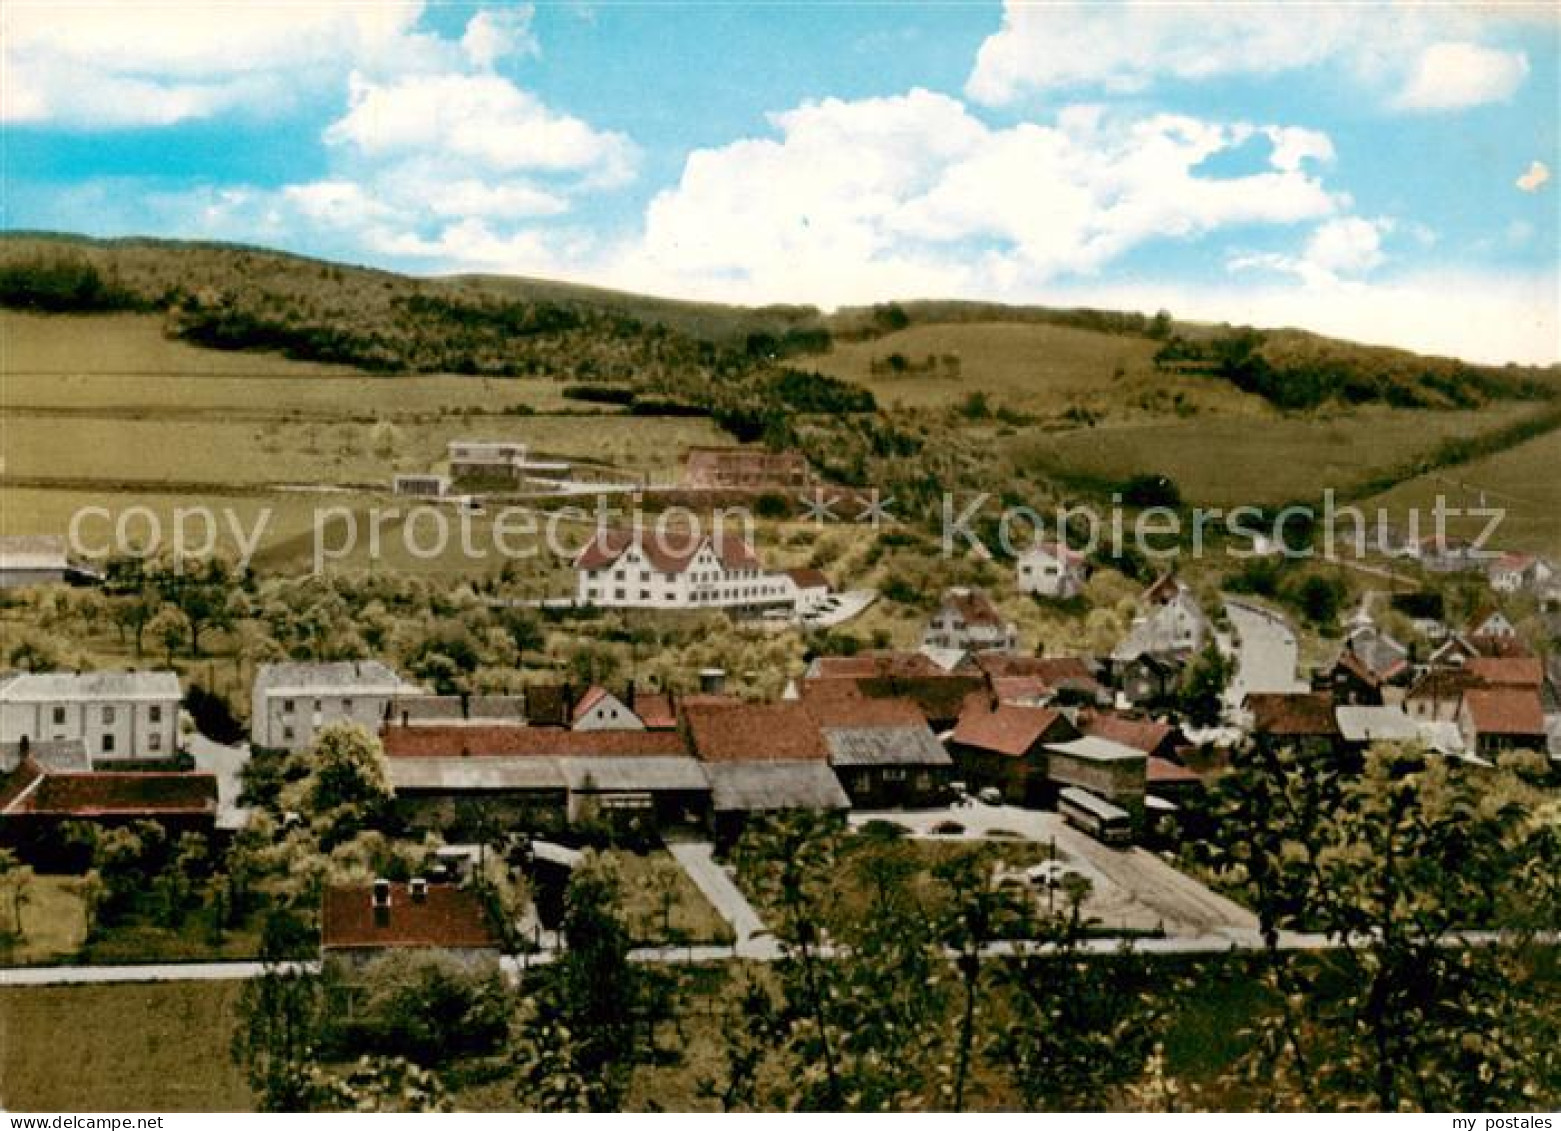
[
  {"x1": 605, "y1": 848, "x2": 735, "y2": 947},
  {"x1": 0, "y1": 875, "x2": 88, "y2": 966}
]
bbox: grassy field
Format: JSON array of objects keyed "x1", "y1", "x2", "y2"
[
  {"x1": 605, "y1": 848, "x2": 736, "y2": 946},
  {"x1": 0, "y1": 981, "x2": 254, "y2": 1111},
  {"x1": 1007, "y1": 404, "x2": 1543, "y2": 507},
  {"x1": 812, "y1": 320, "x2": 1268, "y2": 420},
  {"x1": 0, "y1": 876, "x2": 88, "y2": 966},
  {"x1": 1365, "y1": 426, "x2": 1561, "y2": 559}
]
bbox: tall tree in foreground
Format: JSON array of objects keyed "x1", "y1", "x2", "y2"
[{"x1": 1212, "y1": 742, "x2": 1560, "y2": 1110}]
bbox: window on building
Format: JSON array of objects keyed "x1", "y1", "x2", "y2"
[
  {"x1": 102, "y1": 706, "x2": 115, "y2": 725},
  {"x1": 342, "y1": 698, "x2": 353, "y2": 713},
  {"x1": 282, "y1": 725, "x2": 295, "y2": 743},
  {"x1": 283, "y1": 699, "x2": 295, "y2": 713},
  {"x1": 149, "y1": 705, "x2": 162, "y2": 723},
  {"x1": 52, "y1": 706, "x2": 65, "y2": 725},
  {"x1": 148, "y1": 733, "x2": 161, "y2": 751},
  {"x1": 101, "y1": 734, "x2": 115, "y2": 754}
]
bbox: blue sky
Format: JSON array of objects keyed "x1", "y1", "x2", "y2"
[{"x1": 3, "y1": 1, "x2": 1556, "y2": 362}]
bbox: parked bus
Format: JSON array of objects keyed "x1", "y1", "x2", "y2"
[{"x1": 1058, "y1": 786, "x2": 1133, "y2": 845}]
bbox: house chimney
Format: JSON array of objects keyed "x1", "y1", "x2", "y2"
[
  {"x1": 401, "y1": 710, "x2": 409, "y2": 729},
  {"x1": 625, "y1": 680, "x2": 635, "y2": 710},
  {"x1": 410, "y1": 877, "x2": 428, "y2": 903},
  {"x1": 18, "y1": 734, "x2": 29, "y2": 758},
  {"x1": 699, "y1": 668, "x2": 726, "y2": 695},
  {"x1": 460, "y1": 690, "x2": 470, "y2": 719},
  {"x1": 372, "y1": 878, "x2": 392, "y2": 926}
]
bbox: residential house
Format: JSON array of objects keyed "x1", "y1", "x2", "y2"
[
  {"x1": 1323, "y1": 650, "x2": 1386, "y2": 706},
  {"x1": 1343, "y1": 624, "x2": 1412, "y2": 687},
  {"x1": 392, "y1": 473, "x2": 451, "y2": 499},
  {"x1": 1246, "y1": 692, "x2": 1343, "y2": 759},
  {"x1": 447, "y1": 440, "x2": 528, "y2": 486},
  {"x1": 1115, "y1": 652, "x2": 1188, "y2": 710},
  {"x1": 921, "y1": 588, "x2": 1018, "y2": 653},
  {"x1": 1489, "y1": 552, "x2": 1554, "y2": 594},
  {"x1": 1113, "y1": 575, "x2": 1210, "y2": 662},
  {"x1": 1016, "y1": 542, "x2": 1086, "y2": 600},
  {"x1": 1417, "y1": 535, "x2": 1485, "y2": 574},
  {"x1": 387, "y1": 694, "x2": 528, "y2": 728},
  {"x1": 680, "y1": 446, "x2": 810, "y2": 490},
  {"x1": 251, "y1": 661, "x2": 421, "y2": 751},
  {"x1": 1458, "y1": 687, "x2": 1547, "y2": 758},
  {"x1": 0, "y1": 670, "x2": 181, "y2": 763},
  {"x1": 1467, "y1": 605, "x2": 1518, "y2": 640},
  {"x1": 1076, "y1": 709, "x2": 1182, "y2": 762},
  {"x1": 973, "y1": 654, "x2": 1109, "y2": 706},
  {"x1": 1465, "y1": 656, "x2": 1543, "y2": 690},
  {"x1": 807, "y1": 696, "x2": 953, "y2": 808},
  {"x1": 1404, "y1": 667, "x2": 1485, "y2": 723},
  {"x1": 322, "y1": 879, "x2": 502, "y2": 970},
  {"x1": 947, "y1": 699, "x2": 1078, "y2": 805},
  {"x1": 574, "y1": 528, "x2": 794, "y2": 613},
  {"x1": 0, "y1": 758, "x2": 217, "y2": 862},
  {"x1": 783, "y1": 568, "x2": 833, "y2": 617}
]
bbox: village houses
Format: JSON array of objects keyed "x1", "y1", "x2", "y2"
[{"x1": 0, "y1": 670, "x2": 182, "y2": 763}]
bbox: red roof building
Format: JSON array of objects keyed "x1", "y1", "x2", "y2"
[
  {"x1": 381, "y1": 725, "x2": 686, "y2": 759},
  {"x1": 682, "y1": 701, "x2": 829, "y2": 763},
  {"x1": 322, "y1": 882, "x2": 501, "y2": 962},
  {"x1": 1459, "y1": 687, "x2": 1546, "y2": 754}
]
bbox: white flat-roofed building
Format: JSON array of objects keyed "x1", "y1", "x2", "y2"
[
  {"x1": 0, "y1": 536, "x2": 70, "y2": 589},
  {"x1": 251, "y1": 661, "x2": 422, "y2": 751},
  {"x1": 0, "y1": 670, "x2": 181, "y2": 762}
]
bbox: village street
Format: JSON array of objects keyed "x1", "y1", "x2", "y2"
[{"x1": 1222, "y1": 598, "x2": 1308, "y2": 707}]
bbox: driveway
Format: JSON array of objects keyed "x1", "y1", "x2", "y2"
[
  {"x1": 186, "y1": 731, "x2": 252, "y2": 831},
  {"x1": 666, "y1": 841, "x2": 778, "y2": 958},
  {"x1": 852, "y1": 805, "x2": 1258, "y2": 938},
  {"x1": 1222, "y1": 598, "x2": 1307, "y2": 707}
]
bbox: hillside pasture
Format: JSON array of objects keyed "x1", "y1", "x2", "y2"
[
  {"x1": 1008, "y1": 404, "x2": 1544, "y2": 508},
  {"x1": 811, "y1": 320, "x2": 1269, "y2": 419}
]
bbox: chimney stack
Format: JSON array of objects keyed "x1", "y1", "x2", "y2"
[
  {"x1": 625, "y1": 679, "x2": 636, "y2": 710},
  {"x1": 410, "y1": 877, "x2": 428, "y2": 903},
  {"x1": 372, "y1": 878, "x2": 392, "y2": 926}
]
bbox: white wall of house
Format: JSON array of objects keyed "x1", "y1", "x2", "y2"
[
  {"x1": 573, "y1": 691, "x2": 645, "y2": 731},
  {"x1": 1016, "y1": 549, "x2": 1083, "y2": 599},
  {"x1": 252, "y1": 689, "x2": 403, "y2": 751},
  {"x1": 575, "y1": 542, "x2": 795, "y2": 612},
  {"x1": 0, "y1": 680, "x2": 180, "y2": 761}
]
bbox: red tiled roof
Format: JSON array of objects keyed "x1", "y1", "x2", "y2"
[
  {"x1": 571, "y1": 685, "x2": 610, "y2": 724},
  {"x1": 785, "y1": 567, "x2": 830, "y2": 590},
  {"x1": 804, "y1": 695, "x2": 927, "y2": 730},
  {"x1": 1147, "y1": 757, "x2": 1201, "y2": 785},
  {"x1": 574, "y1": 528, "x2": 760, "y2": 574},
  {"x1": 1462, "y1": 688, "x2": 1545, "y2": 737},
  {"x1": 381, "y1": 725, "x2": 686, "y2": 759},
  {"x1": 8, "y1": 770, "x2": 217, "y2": 817},
  {"x1": 633, "y1": 692, "x2": 677, "y2": 730},
  {"x1": 1466, "y1": 657, "x2": 1543, "y2": 688},
  {"x1": 1406, "y1": 667, "x2": 1485, "y2": 703},
  {"x1": 683, "y1": 701, "x2": 828, "y2": 763},
  {"x1": 322, "y1": 883, "x2": 499, "y2": 951},
  {"x1": 990, "y1": 675, "x2": 1052, "y2": 703},
  {"x1": 1078, "y1": 710, "x2": 1175, "y2": 756},
  {"x1": 1143, "y1": 573, "x2": 1185, "y2": 606},
  {"x1": 1331, "y1": 649, "x2": 1384, "y2": 688},
  {"x1": 951, "y1": 701, "x2": 1069, "y2": 758},
  {"x1": 1247, "y1": 692, "x2": 1340, "y2": 737}
]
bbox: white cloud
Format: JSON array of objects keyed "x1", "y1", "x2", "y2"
[
  {"x1": 614, "y1": 90, "x2": 1340, "y2": 308},
  {"x1": 0, "y1": 1, "x2": 441, "y2": 126},
  {"x1": 326, "y1": 72, "x2": 637, "y2": 186},
  {"x1": 1229, "y1": 216, "x2": 1394, "y2": 287},
  {"x1": 1395, "y1": 41, "x2": 1529, "y2": 111},
  {"x1": 967, "y1": 1, "x2": 1530, "y2": 113},
  {"x1": 1516, "y1": 160, "x2": 1551, "y2": 192},
  {"x1": 462, "y1": 6, "x2": 540, "y2": 70}
]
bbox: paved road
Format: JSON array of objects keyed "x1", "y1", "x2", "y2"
[
  {"x1": 1222, "y1": 598, "x2": 1307, "y2": 707},
  {"x1": 666, "y1": 841, "x2": 778, "y2": 958},
  {"x1": 187, "y1": 731, "x2": 252, "y2": 831}
]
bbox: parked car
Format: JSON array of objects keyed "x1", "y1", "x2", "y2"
[{"x1": 977, "y1": 786, "x2": 1004, "y2": 806}]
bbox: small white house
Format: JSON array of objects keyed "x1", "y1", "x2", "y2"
[
  {"x1": 0, "y1": 535, "x2": 71, "y2": 589},
  {"x1": 251, "y1": 661, "x2": 421, "y2": 751},
  {"x1": 1016, "y1": 542, "x2": 1086, "y2": 600},
  {"x1": 1489, "y1": 553, "x2": 1554, "y2": 594},
  {"x1": 1468, "y1": 607, "x2": 1518, "y2": 639},
  {"x1": 393, "y1": 473, "x2": 451, "y2": 499},
  {"x1": 922, "y1": 588, "x2": 1018, "y2": 653},
  {"x1": 783, "y1": 568, "x2": 832, "y2": 616},
  {"x1": 0, "y1": 670, "x2": 181, "y2": 761}
]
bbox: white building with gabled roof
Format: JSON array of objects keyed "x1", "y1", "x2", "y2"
[
  {"x1": 251, "y1": 661, "x2": 422, "y2": 751},
  {"x1": 573, "y1": 528, "x2": 794, "y2": 612},
  {"x1": 0, "y1": 669, "x2": 181, "y2": 762}
]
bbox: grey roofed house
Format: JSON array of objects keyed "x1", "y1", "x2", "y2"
[
  {"x1": 0, "y1": 737, "x2": 90, "y2": 774},
  {"x1": 822, "y1": 726, "x2": 953, "y2": 768},
  {"x1": 556, "y1": 756, "x2": 710, "y2": 793},
  {"x1": 1044, "y1": 735, "x2": 1147, "y2": 763},
  {"x1": 389, "y1": 694, "x2": 528, "y2": 726},
  {"x1": 0, "y1": 670, "x2": 181, "y2": 701},
  {"x1": 1344, "y1": 624, "x2": 1411, "y2": 681},
  {"x1": 253, "y1": 660, "x2": 413, "y2": 696},
  {"x1": 1335, "y1": 705, "x2": 1420, "y2": 745},
  {"x1": 704, "y1": 761, "x2": 851, "y2": 812},
  {"x1": 386, "y1": 756, "x2": 566, "y2": 793}
]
